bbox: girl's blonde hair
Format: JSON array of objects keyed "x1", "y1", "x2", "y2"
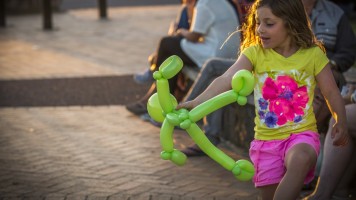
[{"x1": 240, "y1": 0, "x2": 324, "y2": 52}]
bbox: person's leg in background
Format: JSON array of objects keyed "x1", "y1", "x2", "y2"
[
  {"x1": 184, "y1": 58, "x2": 235, "y2": 101},
  {"x1": 305, "y1": 104, "x2": 356, "y2": 200},
  {"x1": 126, "y1": 35, "x2": 196, "y2": 116},
  {"x1": 181, "y1": 58, "x2": 235, "y2": 156},
  {"x1": 155, "y1": 36, "x2": 196, "y2": 95},
  {"x1": 134, "y1": 3, "x2": 192, "y2": 84},
  {"x1": 325, "y1": 104, "x2": 356, "y2": 199}
]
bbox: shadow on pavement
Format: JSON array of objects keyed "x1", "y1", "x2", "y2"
[{"x1": 0, "y1": 75, "x2": 150, "y2": 107}]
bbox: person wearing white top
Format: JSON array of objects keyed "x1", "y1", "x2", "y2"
[{"x1": 181, "y1": 0, "x2": 240, "y2": 68}]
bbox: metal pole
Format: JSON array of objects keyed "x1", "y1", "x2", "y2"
[
  {"x1": 0, "y1": 0, "x2": 6, "y2": 27},
  {"x1": 98, "y1": 0, "x2": 108, "y2": 19},
  {"x1": 42, "y1": 0, "x2": 53, "y2": 30}
]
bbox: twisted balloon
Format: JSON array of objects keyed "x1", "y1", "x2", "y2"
[{"x1": 147, "y1": 55, "x2": 255, "y2": 181}]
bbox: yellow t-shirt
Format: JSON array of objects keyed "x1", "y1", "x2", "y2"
[{"x1": 242, "y1": 45, "x2": 329, "y2": 140}]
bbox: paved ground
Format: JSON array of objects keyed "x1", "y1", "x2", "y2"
[{"x1": 0, "y1": 5, "x2": 260, "y2": 200}]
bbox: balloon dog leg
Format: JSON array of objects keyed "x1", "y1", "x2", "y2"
[
  {"x1": 186, "y1": 123, "x2": 235, "y2": 168},
  {"x1": 156, "y1": 79, "x2": 175, "y2": 114},
  {"x1": 159, "y1": 119, "x2": 187, "y2": 166},
  {"x1": 188, "y1": 90, "x2": 238, "y2": 122},
  {"x1": 186, "y1": 123, "x2": 254, "y2": 181}
]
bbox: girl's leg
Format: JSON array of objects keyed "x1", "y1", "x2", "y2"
[{"x1": 274, "y1": 143, "x2": 318, "y2": 200}]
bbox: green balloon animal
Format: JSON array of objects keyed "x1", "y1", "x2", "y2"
[{"x1": 147, "y1": 55, "x2": 255, "y2": 181}]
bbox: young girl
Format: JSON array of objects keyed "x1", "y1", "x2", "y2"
[{"x1": 177, "y1": 0, "x2": 349, "y2": 199}]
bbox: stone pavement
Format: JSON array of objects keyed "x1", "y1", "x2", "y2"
[{"x1": 0, "y1": 5, "x2": 259, "y2": 200}]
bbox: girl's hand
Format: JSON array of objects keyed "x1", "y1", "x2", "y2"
[
  {"x1": 331, "y1": 121, "x2": 349, "y2": 146},
  {"x1": 176, "y1": 100, "x2": 197, "y2": 110}
]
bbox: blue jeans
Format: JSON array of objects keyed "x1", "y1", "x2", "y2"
[{"x1": 185, "y1": 58, "x2": 235, "y2": 145}]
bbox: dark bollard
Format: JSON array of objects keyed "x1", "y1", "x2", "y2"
[
  {"x1": 0, "y1": 0, "x2": 5, "y2": 27},
  {"x1": 42, "y1": 0, "x2": 53, "y2": 30},
  {"x1": 98, "y1": 0, "x2": 108, "y2": 19}
]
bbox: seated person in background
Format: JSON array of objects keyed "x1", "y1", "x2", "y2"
[
  {"x1": 181, "y1": 0, "x2": 356, "y2": 156},
  {"x1": 134, "y1": 0, "x2": 195, "y2": 84},
  {"x1": 305, "y1": 84, "x2": 356, "y2": 200},
  {"x1": 126, "y1": 0, "x2": 241, "y2": 116},
  {"x1": 181, "y1": 58, "x2": 235, "y2": 156},
  {"x1": 306, "y1": 0, "x2": 356, "y2": 136},
  {"x1": 330, "y1": 0, "x2": 355, "y2": 17}
]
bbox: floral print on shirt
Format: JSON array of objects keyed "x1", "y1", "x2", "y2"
[{"x1": 258, "y1": 75, "x2": 308, "y2": 128}]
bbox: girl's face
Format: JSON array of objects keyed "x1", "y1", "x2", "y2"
[{"x1": 256, "y1": 6, "x2": 292, "y2": 52}]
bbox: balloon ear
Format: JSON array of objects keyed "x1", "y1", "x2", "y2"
[
  {"x1": 147, "y1": 93, "x2": 165, "y2": 122},
  {"x1": 159, "y1": 55, "x2": 183, "y2": 79},
  {"x1": 231, "y1": 70, "x2": 254, "y2": 96},
  {"x1": 147, "y1": 93, "x2": 178, "y2": 123}
]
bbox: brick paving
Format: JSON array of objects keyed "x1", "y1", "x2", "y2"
[
  {"x1": 0, "y1": 5, "x2": 259, "y2": 200},
  {"x1": 0, "y1": 106, "x2": 258, "y2": 199}
]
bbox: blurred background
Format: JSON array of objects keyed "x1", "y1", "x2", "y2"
[{"x1": 4, "y1": 0, "x2": 179, "y2": 13}]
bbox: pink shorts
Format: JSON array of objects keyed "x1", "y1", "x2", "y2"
[{"x1": 249, "y1": 131, "x2": 320, "y2": 187}]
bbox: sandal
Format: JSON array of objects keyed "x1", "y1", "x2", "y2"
[
  {"x1": 125, "y1": 102, "x2": 147, "y2": 115},
  {"x1": 182, "y1": 145, "x2": 206, "y2": 157}
]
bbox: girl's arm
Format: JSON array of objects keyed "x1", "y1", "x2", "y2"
[
  {"x1": 177, "y1": 54, "x2": 253, "y2": 110},
  {"x1": 316, "y1": 64, "x2": 349, "y2": 146}
]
